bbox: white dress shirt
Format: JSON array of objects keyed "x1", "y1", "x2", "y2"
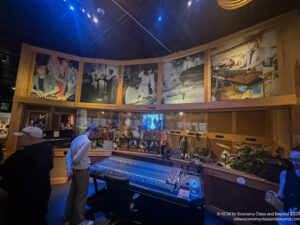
[
  {"x1": 125, "y1": 87, "x2": 140, "y2": 104},
  {"x1": 138, "y1": 72, "x2": 155, "y2": 97},
  {"x1": 66, "y1": 133, "x2": 91, "y2": 173}
]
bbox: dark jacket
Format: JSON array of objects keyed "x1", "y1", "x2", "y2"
[
  {"x1": 284, "y1": 170, "x2": 300, "y2": 210},
  {"x1": 0, "y1": 142, "x2": 53, "y2": 225}
]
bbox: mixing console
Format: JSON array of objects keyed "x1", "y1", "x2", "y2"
[{"x1": 90, "y1": 156, "x2": 202, "y2": 207}]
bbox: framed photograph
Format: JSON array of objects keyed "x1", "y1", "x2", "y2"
[
  {"x1": 0, "y1": 112, "x2": 10, "y2": 139},
  {"x1": 211, "y1": 29, "x2": 278, "y2": 101},
  {"x1": 162, "y1": 52, "x2": 204, "y2": 104},
  {"x1": 122, "y1": 63, "x2": 158, "y2": 105},
  {"x1": 81, "y1": 62, "x2": 119, "y2": 104},
  {"x1": 31, "y1": 53, "x2": 79, "y2": 101}
]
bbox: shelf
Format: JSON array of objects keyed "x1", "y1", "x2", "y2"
[{"x1": 13, "y1": 94, "x2": 297, "y2": 112}]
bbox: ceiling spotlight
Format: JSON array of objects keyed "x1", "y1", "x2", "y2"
[
  {"x1": 101, "y1": 111, "x2": 104, "y2": 115},
  {"x1": 69, "y1": 5, "x2": 74, "y2": 10},
  {"x1": 157, "y1": 16, "x2": 162, "y2": 22},
  {"x1": 128, "y1": 113, "x2": 131, "y2": 116},
  {"x1": 81, "y1": 8, "x2": 85, "y2": 13},
  {"x1": 87, "y1": 13, "x2": 91, "y2": 18},
  {"x1": 93, "y1": 17, "x2": 99, "y2": 24},
  {"x1": 12, "y1": 87, "x2": 15, "y2": 90},
  {"x1": 187, "y1": 0, "x2": 192, "y2": 7},
  {"x1": 179, "y1": 112, "x2": 183, "y2": 116},
  {"x1": 63, "y1": 0, "x2": 66, "y2": 2}
]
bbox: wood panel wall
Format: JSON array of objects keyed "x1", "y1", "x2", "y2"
[{"x1": 6, "y1": 10, "x2": 300, "y2": 156}]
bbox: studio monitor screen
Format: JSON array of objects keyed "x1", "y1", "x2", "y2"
[{"x1": 142, "y1": 114, "x2": 163, "y2": 130}]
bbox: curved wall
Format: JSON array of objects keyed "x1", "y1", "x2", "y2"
[{"x1": 6, "y1": 10, "x2": 300, "y2": 153}]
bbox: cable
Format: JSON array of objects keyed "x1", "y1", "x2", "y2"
[{"x1": 111, "y1": 0, "x2": 173, "y2": 54}]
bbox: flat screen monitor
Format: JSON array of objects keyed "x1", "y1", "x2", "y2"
[{"x1": 142, "y1": 114, "x2": 163, "y2": 130}]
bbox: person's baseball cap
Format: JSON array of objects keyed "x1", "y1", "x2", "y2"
[{"x1": 14, "y1": 126, "x2": 45, "y2": 138}]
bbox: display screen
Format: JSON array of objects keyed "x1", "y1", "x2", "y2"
[{"x1": 142, "y1": 114, "x2": 163, "y2": 130}]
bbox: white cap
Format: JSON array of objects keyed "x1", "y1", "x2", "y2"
[{"x1": 14, "y1": 126, "x2": 45, "y2": 138}]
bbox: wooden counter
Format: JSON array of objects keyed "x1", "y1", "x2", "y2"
[
  {"x1": 53, "y1": 148, "x2": 113, "y2": 157},
  {"x1": 51, "y1": 148, "x2": 112, "y2": 184},
  {"x1": 202, "y1": 163, "x2": 278, "y2": 225}
]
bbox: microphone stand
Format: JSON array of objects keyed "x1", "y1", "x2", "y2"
[{"x1": 206, "y1": 136, "x2": 213, "y2": 160}]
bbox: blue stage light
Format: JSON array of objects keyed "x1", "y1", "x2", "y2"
[
  {"x1": 69, "y1": 5, "x2": 74, "y2": 10},
  {"x1": 81, "y1": 8, "x2": 85, "y2": 13},
  {"x1": 158, "y1": 16, "x2": 162, "y2": 22},
  {"x1": 87, "y1": 13, "x2": 91, "y2": 18}
]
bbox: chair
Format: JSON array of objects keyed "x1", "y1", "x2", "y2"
[{"x1": 88, "y1": 174, "x2": 141, "y2": 225}]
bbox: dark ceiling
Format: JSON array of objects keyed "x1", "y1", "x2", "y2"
[
  {"x1": 0, "y1": 0, "x2": 299, "y2": 60},
  {"x1": 0, "y1": 0, "x2": 299, "y2": 109}
]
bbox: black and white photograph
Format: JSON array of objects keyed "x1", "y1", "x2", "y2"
[
  {"x1": 211, "y1": 29, "x2": 278, "y2": 101},
  {"x1": 81, "y1": 62, "x2": 119, "y2": 104},
  {"x1": 0, "y1": 112, "x2": 10, "y2": 139},
  {"x1": 122, "y1": 63, "x2": 158, "y2": 105},
  {"x1": 31, "y1": 53, "x2": 79, "y2": 101},
  {"x1": 162, "y1": 52, "x2": 204, "y2": 104},
  {"x1": 0, "y1": 102, "x2": 10, "y2": 112}
]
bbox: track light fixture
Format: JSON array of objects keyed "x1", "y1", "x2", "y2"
[{"x1": 217, "y1": 0, "x2": 252, "y2": 10}]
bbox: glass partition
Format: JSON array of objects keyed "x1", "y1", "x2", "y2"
[
  {"x1": 21, "y1": 106, "x2": 287, "y2": 169},
  {"x1": 73, "y1": 110, "x2": 209, "y2": 159},
  {"x1": 19, "y1": 105, "x2": 293, "y2": 182},
  {"x1": 22, "y1": 107, "x2": 210, "y2": 158}
]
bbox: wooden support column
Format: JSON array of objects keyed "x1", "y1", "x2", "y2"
[
  {"x1": 272, "y1": 110, "x2": 278, "y2": 155},
  {"x1": 75, "y1": 61, "x2": 84, "y2": 103},
  {"x1": 204, "y1": 49, "x2": 211, "y2": 102},
  {"x1": 117, "y1": 65, "x2": 124, "y2": 105},
  {"x1": 156, "y1": 62, "x2": 163, "y2": 105},
  {"x1": 14, "y1": 44, "x2": 35, "y2": 98},
  {"x1": 49, "y1": 106, "x2": 54, "y2": 130},
  {"x1": 5, "y1": 44, "x2": 35, "y2": 156},
  {"x1": 291, "y1": 107, "x2": 300, "y2": 147},
  {"x1": 231, "y1": 112, "x2": 237, "y2": 153},
  {"x1": 5, "y1": 102, "x2": 25, "y2": 155},
  {"x1": 264, "y1": 110, "x2": 275, "y2": 154}
]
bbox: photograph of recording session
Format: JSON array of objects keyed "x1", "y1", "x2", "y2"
[
  {"x1": 80, "y1": 62, "x2": 119, "y2": 104},
  {"x1": 162, "y1": 52, "x2": 204, "y2": 104},
  {"x1": 211, "y1": 29, "x2": 278, "y2": 101},
  {"x1": 122, "y1": 63, "x2": 158, "y2": 105},
  {"x1": 31, "y1": 53, "x2": 79, "y2": 101}
]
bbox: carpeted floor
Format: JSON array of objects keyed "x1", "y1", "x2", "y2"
[{"x1": 47, "y1": 182, "x2": 232, "y2": 225}]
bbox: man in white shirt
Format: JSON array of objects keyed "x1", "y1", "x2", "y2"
[
  {"x1": 125, "y1": 77, "x2": 143, "y2": 104},
  {"x1": 137, "y1": 68, "x2": 156, "y2": 98},
  {"x1": 64, "y1": 125, "x2": 99, "y2": 225}
]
